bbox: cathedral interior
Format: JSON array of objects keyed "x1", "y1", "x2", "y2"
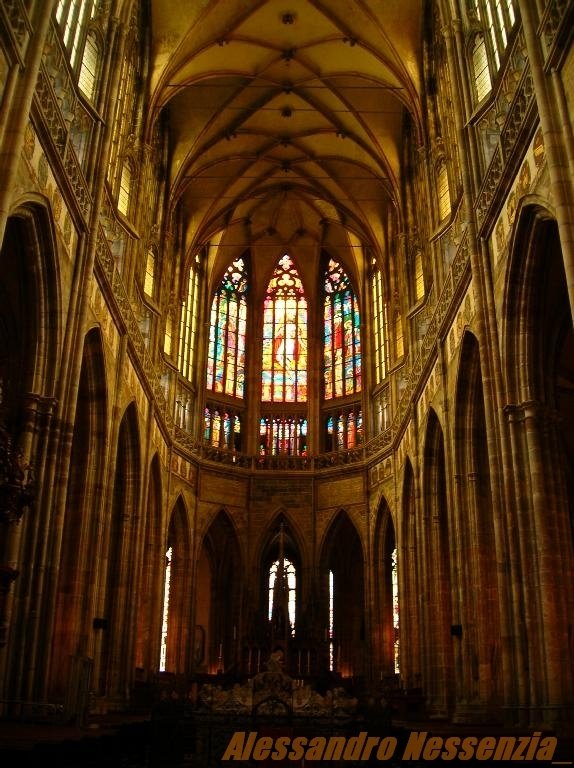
[{"x1": 1, "y1": 0, "x2": 574, "y2": 762}]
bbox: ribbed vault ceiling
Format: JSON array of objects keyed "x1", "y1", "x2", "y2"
[{"x1": 148, "y1": 0, "x2": 423, "y2": 279}]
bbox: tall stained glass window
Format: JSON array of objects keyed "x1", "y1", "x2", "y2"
[
  {"x1": 470, "y1": 1, "x2": 516, "y2": 103},
  {"x1": 324, "y1": 259, "x2": 361, "y2": 399},
  {"x1": 326, "y1": 408, "x2": 362, "y2": 451},
  {"x1": 204, "y1": 406, "x2": 241, "y2": 450},
  {"x1": 329, "y1": 570, "x2": 334, "y2": 671},
  {"x1": 392, "y1": 547, "x2": 400, "y2": 674},
  {"x1": 207, "y1": 258, "x2": 247, "y2": 398},
  {"x1": 178, "y1": 255, "x2": 201, "y2": 382},
  {"x1": 372, "y1": 269, "x2": 389, "y2": 384},
  {"x1": 262, "y1": 255, "x2": 307, "y2": 402},
  {"x1": 259, "y1": 416, "x2": 307, "y2": 456},
  {"x1": 159, "y1": 546, "x2": 172, "y2": 672}
]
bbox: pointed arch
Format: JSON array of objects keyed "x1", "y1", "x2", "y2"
[
  {"x1": 261, "y1": 253, "x2": 307, "y2": 403},
  {"x1": 257, "y1": 508, "x2": 306, "y2": 569},
  {"x1": 421, "y1": 408, "x2": 454, "y2": 717},
  {"x1": 373, "y1": 496, "x2": 399, "y2": 680},
  {"x1": 258, "y1": 511, "x2": 303, "y2": 662},
  {"x1": 500, "y1": 204, "x2": 574, "y2": 719},
  {"x1": 0, "y1": 205, "x2": 61, "y2": 471},
  {"x1": 161, "y1": 495, "x2": 192, "y2": 674},
  {"x1": 207, "y1": 255, "x2": 248, "y2": 398},
  {"x1": 502, "y1": 203, "x2": 561, "y2": 402},
  {"x1": 196, "y1": 509, "x2": 242, "y2": 674},
  {"x1": 453, "y1": 331, "x2": 501, "y2": 716},
  {"x1": 50, "y1": 327, "x2": 107, "y2": 700},
  {"x1": 320, "y1": 510, "x2": 365, "y2": 678},
  {"x1": 0, "y1": 204, "x2": 61, "y2": 704},
  {"x1": 400, "y1": 458, "x2": 420, "y2": 689},
  {"x1": 1, "y1": 203, "x2": 61, "y2": 399},
  {"x1": 99, "y1": 401, "x2": 141, "y2": 700},
  {"x1": 135, "y1": 453, "x2": 164, "y2": 676},
  {"x1": 323, "y1": 256, "x2": 362, "y2": 399}
]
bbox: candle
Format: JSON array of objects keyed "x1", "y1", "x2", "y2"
[{"x1": 297, "y1": 650, "x2": 301, "y2": 675}]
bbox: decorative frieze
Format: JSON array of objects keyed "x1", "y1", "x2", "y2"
[
  {"x1": 21, "y1": 121, "x2": 79, "y2": 258},
  {"x1": 490, "y1": 126, "x2": 546, "y2": 265},
  {"x1": 171, "y1": 452, "x2": 196, "y2": 484},
  {"x1": 0, "y1": 0, "x2": 31, "y2": 60},
  {"x1": 34, "y1": 66, "x2": 92, "y2": 222},
  {"x1": 475, "y1": 63, "x2": 537, "y2": 234},
  {"x1": 540, "y1": 0, "x2": 572, "y2": 62}
]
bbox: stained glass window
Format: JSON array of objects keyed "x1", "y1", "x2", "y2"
[
  {"x1": 392, "y1": 547, "x2": 400, "y2": 674},
  {"x1": 262, "y1": 255, "x2": 307, "y2": 403},
  {"x1": 144, "y1": 248, "x2": 156, "y2": 297},
  {"x1": 204, "y1": 405, "x2": 241, "y2": 450},
  {"x1": 159, "y1": 546, "x2": 172, "y2": 672},
  {"x1": 178, "y1": 255, "x2": 201, "y2": 382},
  {"x1": 118, "y1": 159, "x2": 132, "y2": 216},
  {"x1": 164, "y1": 314, "x2": 173, "y2": 356},
  {"x1": 259, "y1": 416, "x2": 307, "y2": 456},
  {"x1": 56, "y1": 0, "x2": 98, "y2": 68},
  {"x1": 329, "y1": 570, "x2": 334, "y2": 672},
  {"x1": 207, "y1": 258, "x2": 247, "y2": 398},
  {"x1": 325, "y1": 408, "x2": 363, "y2": 451},
  {"x1": 437, "y1": 161, "x2": 451, "y2": 221},
  {"x1": 471, "y1": 1, "x2": 516, "y2": 98},
  {"x1": 372, "y1": 270, "x2": 389, "y2": 384},
  {"x1": 108, "y1": 9, "x2": 141, "y2": 199},
  {"x1": 324, "y1": 259, "x2": 361, "y2": 399},
  {"x1": 414, "y1": 250, "x2": 425, "y2": 302},
  {"x1": 78, "y1": 30, "x2": 100, "y2": 101},
  {"x1": 394, "y1": 311, "x2": 404, "y2": 359},
  {"x1": 374, "y1": 387, "x2": 390, "y2": 432},
  {"x1": 175, "y1": 382, "x2": 192, "y2": 431},
  {"x1": 472, "y1": 34, "x2": 492, "y2": 102}
]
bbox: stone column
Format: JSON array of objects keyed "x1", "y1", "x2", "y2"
[
  {"x1": 518, "y1": 0, "x2": 574, "y2": 323},
  {"x1": 520, "y1": 401, "x2": 574, "y2": 728},
  {"x1": 0, "y1": 1, "x2": 57, "y2": 243},
  {"x1": 23, "y1": 14, "x2": 129, "y2": 707}
]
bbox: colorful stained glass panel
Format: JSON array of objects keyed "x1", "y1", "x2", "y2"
[
  {"x1": 261, "y1": 255, "x2": 307, "y2": 403},
  {"x1": 207, "y1": 258, "x2": 247, "y2": 399},
  {"x1": 324, "y1": 259, "x2": 361, "y2": 399}
]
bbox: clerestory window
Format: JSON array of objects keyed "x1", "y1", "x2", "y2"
[
  {"x1": 471, "y1": 0, "x2": 517, "y2": 100},
  {"x1": 372, "y1": 269, "x2": 389, "y2": 384},
  {"x1": 262, "y1": 255, "x2": 307, "y2": 403},
  {"x1": 324, "y1": 258, "x2": 361, "y2": 399},
  {"x1": 207, "y1": 258, "x2": 248, "y2": 398}
]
